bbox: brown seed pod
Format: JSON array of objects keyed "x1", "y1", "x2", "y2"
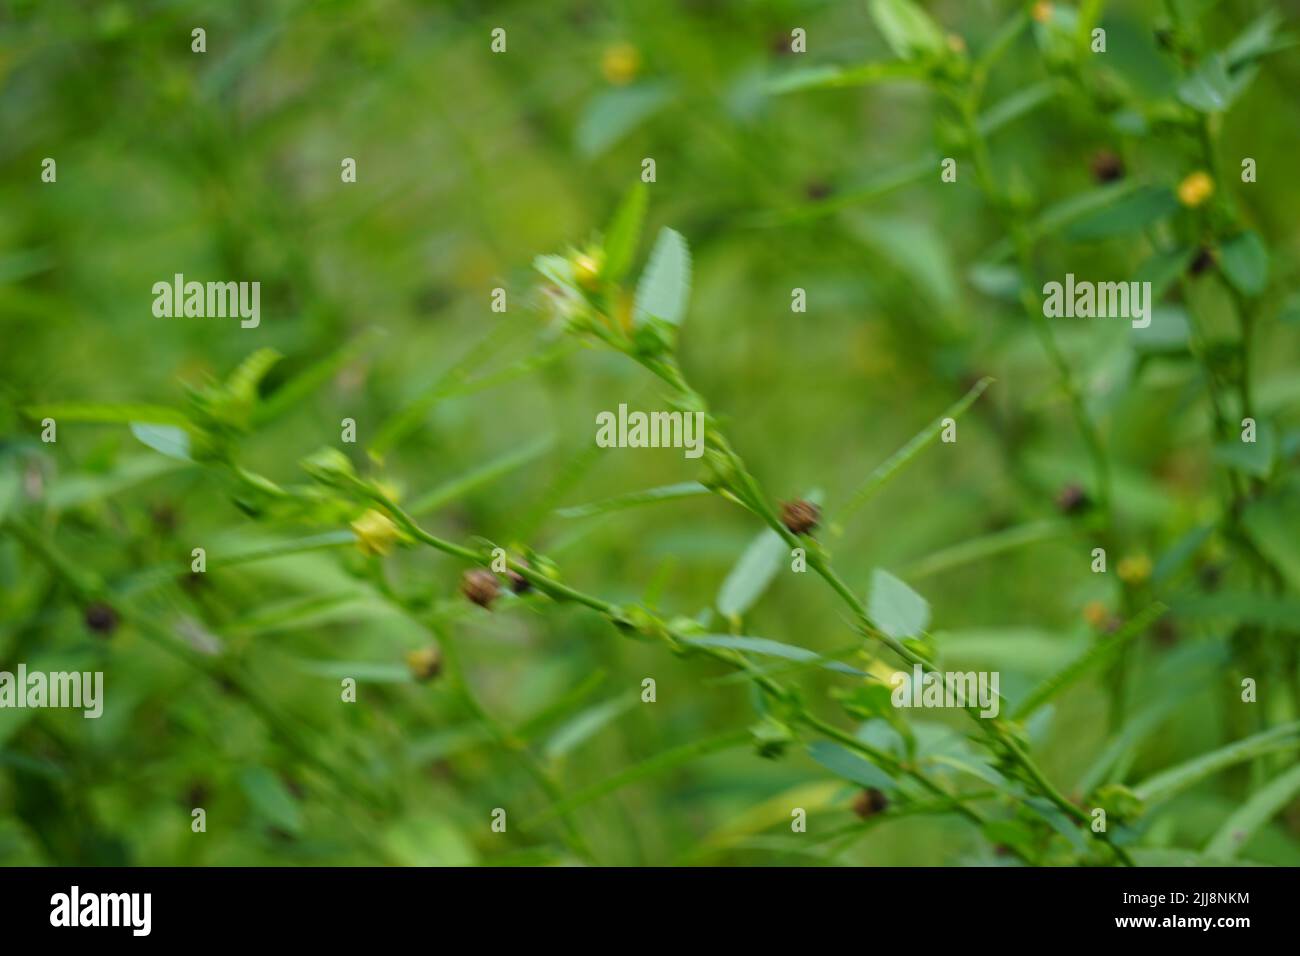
[
  {"x1": 804, "y1": 179, "x2": 833, "y2": 202},
  {"x1": 84, "y1": 602, "x2": 119, "y2": 636},
  {"x1": 1055, "y1": 483, "x2": 1091, "y2": 515},
  {"x1": 461, "y1": 568, "x2": 500, "y2": 609},
  {"x1": 1089, "y1": 149, "x2": 1124, "y2": 184},
  {"x1": 780, "y1": 499, "x2": 820, "y2": 536},
  {"x1": 506, "y1": 563, "x2": 532, "y2": 594},
  {"x1": 852, "y1": 787, "x2": 889, "y2": 819},
  {"x1": 1189, "y1": 246, "x2": 1215, "y2": 276}
]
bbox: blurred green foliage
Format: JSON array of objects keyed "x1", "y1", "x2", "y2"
[{"x1": 1, "y1": 0, "x2": 1298, "y2": 866}]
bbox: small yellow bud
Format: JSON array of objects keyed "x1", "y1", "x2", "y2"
[
  {"x1": 351, "y1": 509, "x2": 398, "y2": 557},
  {"x1": 1117, "y1": 554, "x2": 1153, "y2": 586},
  {"x1": 572, "y1": 251, "x2": 602, "y2": 291},
  {"x1": 946, "y1": 33, "x2": 967, "y2": 54},
  {"x1": 601, "y1": 42, "x2": 641, "y2": 85},
  {"x1": 373, "y1": 480, "x2": 402, "y2": 504},
  {"x1": 406, "y1": 646, "x2": 442, "y2": 682},
  {"x1": 1031, "y1": 2, "x2": 1053, "y2": 24},
  {"x1": 1083, "y1": 600, "x2": 1110, "y2": 629},
  {"x1": 1177, "y1": 171, "x2": 1214, "y2": 208}
]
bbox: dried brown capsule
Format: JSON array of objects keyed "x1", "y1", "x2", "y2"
[
  {"x1": 780, "y1": 499, "x2": 820, "y2": 536},
  {"x1": 1189, "y1": 246, "x2": 1215, "y2": 276},
  {"x1": 461, "y1": 568, "x2": 500, "y2": 609},
  {"x1": 506, "y1": 563, "x2": 532, "y2": 594},
  {"x1": 852, "y1": 787, "x2": 889, "y2": 819},
  {"x1": 84, "y1": 602, "x2": 119, "y2": 636},
  {"x1": 1055, "y1": 483, "x2": 1091, "y2": 515},
  {"x1": 1089, "y1": 149, "x2": 1124, "y2": 184},
  {"x1": 804, "y1": 179, "x2": 833, "y2": 202}
]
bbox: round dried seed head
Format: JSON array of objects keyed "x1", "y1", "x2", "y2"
[
  {"x1": 84, "y1": 602, "x2": 119, "y2": 636},
  {"x1": 1089, "y1": 149, "x2": 1124, "y2": 184},
  {"x1": 461, "y1": 568, "x2": 500, "y2": 609},
  {"x1": 852, "y1": 787, "x2": 889, "y2": 819},
  {"x1": 506, "y1": 564, "x2": 532, "y2": 594},
  {"x1": 1055, "y1": 483, "x2": 1091, "y2": 515},
  {"x1": 780, "y1": 499, "x2": 820, "y2": 536}
]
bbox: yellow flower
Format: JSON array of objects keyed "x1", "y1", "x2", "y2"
[
  {"x1": 601, "y1": 42, "x2": 641, "y2": 85},
  {"x1": 1031, "y1": 2, "x2": 1053, "y2": 24},
  {"x1": 1177, "y1": 171, "x2": 1214, "y2": 207},
  {"x1": 1117, "y1": 554, "x2": 1153, "y2": 586},
  {"x1": 351, "y1": 509, "x2": 398, "y2": 557}
]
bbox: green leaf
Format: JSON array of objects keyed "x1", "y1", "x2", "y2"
[
  {"x1": 1242, "y1": 489, "x2": 1300, "y2": 589},
  {"x1": 603, "y1": 182, "x2": 648, "y2": 284},
  {"x1": 239, "y1": 766, "x2": 304, "y2": 835},
  {"x1": 806, "y1": 741, "x2": 895, "y2": 790},
  {"x1": 978, "y1": 81, "x2": 1058, "y2": 137},
  {"x1": 556, "y1": 481, "x2": 709, "y2": 519},
  {"x1": 129, "y1": 422, "x2": 192, "y2": 461},
  {"x1": 1172, "y1": 592, "x2": 1300, "y2": 630},
  {"x1": 868, "y1": 568, "x2": 930, "y2": 640},
  {"x1": 846, "y1": 216, "x2": 960, "y2": 312},
  {"x1": 1178, "y1": 53, "x2": 1233, "y2": 112},
  {"x1": 841, "y1": 377, "x2": 992, "y2": 522},
  {"x1": 575, "y1": 83, "x2": 673, "y2": 158},
  {"x1": 1214, "y1": 423, "x2": 1275, "y2": 478},
  {"x1": 23, "y1": 402, "x2": 190, "y2": 428},
  {"x1": 634, "y1": 227, "x2": 691, "y2": 328},
  {"x1": 1218, "y1": 231, "x2": 1269, "y2": 297},
  {"x1": 1131, "y1": 306, "x2": 1191, "y2": 354},
  {"x1": 1012, "y1": 604, "x2": 1166, "y2": 721},
  {"x1": 292, "y1": 659, "x2": 412, "y2": 682},
  {"x1": 1204, "y1": 762, "x2": 1300, "y2": 859},
  {"x1": 225, "y1": 347, "x2": 282, "y2": 404},
  {"x1": 1064, "y1": 185, "x2": 1179, "y2": 242},
  {"x1": 544, "y1": 696, "x2": 636, "y2": 760},
  {"x1": 902, "y1": 520, "x2": 1067, "y2": 580},
  {"x1": 869, "y1": 0, "x2": 946, "y2": 61},
  {"x1": 765, "y1": 59, "x2": 931, "y2": 94},
  {"x1": 1225, "y1": 10, "x2": 1285, "y2": 69},
  {"x1": 1134, "y1": 722, "x2": 1300, "y2": 807},
  {"x1": 716, "y1": 527, "x2": 787, "y2": 618},
  {"x1": 683, "y1": 635, "x2": 866, "y2": 677},
  {"x1": 976, "y1": 181, "x2": 1142, "y2": 259}
]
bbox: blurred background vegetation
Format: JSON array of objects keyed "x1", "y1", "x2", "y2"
[{"x1": 1, "y1": 0, "x2": 1298, "y2": 865}]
